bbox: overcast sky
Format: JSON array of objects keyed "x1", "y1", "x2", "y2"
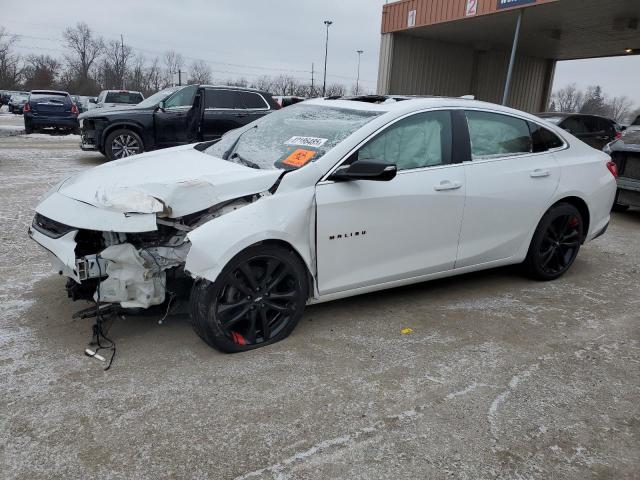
[{"x1": 2, "y1": 0, "x2": 639, "y2": 106}]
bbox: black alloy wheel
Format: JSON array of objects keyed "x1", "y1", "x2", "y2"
[
  {"x1": 525, "y1": 203, "x2": 583, "y2": 280},
  {"x1": 190, "y1": 244, "x2": 308, "y2": 353}
]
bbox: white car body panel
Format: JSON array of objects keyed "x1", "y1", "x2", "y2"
[
  {"x1": 316, "y1": 163, "x2": 466, "y2": 294},
  {"x1": 29, "y1": 97, "x2": 618, "y2": 311}
]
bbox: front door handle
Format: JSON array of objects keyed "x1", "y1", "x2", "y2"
[
  {"x1": 530, "y1": 168, "x2": 551, "y2": 178},
  {"x1": 434, "y1": 180, "x2": 462, "y2": 191}
]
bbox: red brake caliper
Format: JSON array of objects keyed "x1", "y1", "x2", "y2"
[
  {"x1": 231, "y1": 332, "x2": 246, "y2": 345},
  {"x1": 569, "y1": 217, "x2": 579, "y2": 228}
]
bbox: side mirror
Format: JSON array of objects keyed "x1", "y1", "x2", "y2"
[
  {"x1": 157, "y1": 100, "x2": 165, "y2": 112},
  {"x1": 329, "y1": 159, "x2": 397, "y2": 182},
  {"x1": 621, "y1": 125, "x2": 627, "y2": 131},
  {"x1": 89, "y1": 98, "x2": 97, "y2": 104}
]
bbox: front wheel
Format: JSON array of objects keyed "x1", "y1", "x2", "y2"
[
  {"x1": 190, "y1": 244, "x2": 309, "y2": 353},
  {"x1": 524, "y1": 203, "x2": 584, "y2": 281},
  {"x1": 104, "y1": 129, "x2": 144, "y2": 161}
]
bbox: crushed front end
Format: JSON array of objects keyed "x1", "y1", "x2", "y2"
[{"x1": 29, "y1": 213, "x2": 191, "y2": 308}]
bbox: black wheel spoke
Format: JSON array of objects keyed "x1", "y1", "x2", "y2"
[
  {"x1": 259, "y1": 308, "x2": 271, "y2": 340},
  {"x1": 560, "y1": 230, "x2": 579, "y2": 242},
  {"x1": 267, "y1": 290, "x2": 297, "y2": 301},
  {"x1": 218, "y1": 298, "x2": 251, "y2": 315},
  {"x1": 263, "y1": 300, "x2": 289, "y2": 312},
  {"x1": 227, "y1": 275, "x2": 253, "y2": 296},
  {"x1": 541, "y1": 248, "x2": 555, "y2": 267},
  {"x1": 261, "y1": 258, "x2": 279, "y2": 288},
  {"x1": 246, "y1": 309, "x2": 257, "y2": 343},
  {"x1": 222, "y1": 304, "x2": 251, "y2": 327},
  {"x1": 560, "y1": 240, "x2": 580, "y2": 248},
  {"x1": 240, "y1": 263, "x2": 259, "y2": 290},
  {"x1": 267, "y1": 265, "x2": 291, "y2": 292}
]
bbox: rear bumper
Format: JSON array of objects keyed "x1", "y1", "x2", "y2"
[
  {"x1": 616, "y1": 177, "x2": 640, "y2": 207},
  {"x1": 26, "y1": 114, "x2": 79, "y2": 128}
]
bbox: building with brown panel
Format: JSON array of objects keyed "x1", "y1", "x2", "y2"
[{"x1": 377, "y1": 0, "x2": 640, "y2": 112}]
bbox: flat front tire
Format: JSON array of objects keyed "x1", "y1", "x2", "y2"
[
  {"x1": 189, "y1": 244, "x2": 309, "y2": 353},
  {"x1": 104, "y1": 129, "x2": 144, "y2": 161},
  {"x1": 524, "y1": 203, "x2": 584, "y2": 281}
]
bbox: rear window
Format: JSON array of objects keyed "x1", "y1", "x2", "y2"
[
  {"x1": 30, "y1": 93, "x2": 68, "y2": 103},
  {"x1": 529, "y1": 122, "x2": 564, "y2": 152},
  {"x1": 104, "y1": 92, "x2": 144, "y2": 104}
]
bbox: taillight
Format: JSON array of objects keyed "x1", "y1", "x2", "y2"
[
  {"x1": 71, "y1": 104, "x2": 79, "y2": 114},
  {"x1": 23, "y1": 102, "x2": 30, "y2": 113},
  {"x1": 607, "y1": 161, "x2": 618, "y2": 178},
  {"x1": 615, "y1": 132, "x2": 622, "y2": 140}
]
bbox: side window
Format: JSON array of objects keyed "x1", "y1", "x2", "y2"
[
  {"x1": 241, "y1": 92, "x2": 268, "y2": 109},
  {"x1": 581, "y1": 116, "x2": 601, "y2": 134},
  {"x1": 561, "y1": 116, "x2": 587, "y2": 134},
  {"x1": 528, "y1": 122, "x2": 564, "y2": 153},
  {"x1": 205, "y1": 90, "x2": 244, "y2": 109},
  {"x1": 466, "y1": 111, "x2": 531, "y2": 158},
  {"x1": 164, "y1": 85, "x2": 197, "y2": 109},
  {"x1": 358, "y1": 111, "x2": 452, "y2": 170}
]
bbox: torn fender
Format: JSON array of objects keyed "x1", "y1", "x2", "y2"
[{"x1": 185, "y1": 186, "x2": 316, "y2": 285}]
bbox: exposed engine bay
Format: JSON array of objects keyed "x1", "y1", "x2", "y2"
[{"x1": 32, "y1": 196, "x2": 257, "y2": 309}]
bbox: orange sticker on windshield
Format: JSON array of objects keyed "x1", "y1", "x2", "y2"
[{"x1": 283, "y1": 149, "x2": 316, "y2": 167}]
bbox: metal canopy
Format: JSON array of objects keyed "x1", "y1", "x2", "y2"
[{"x1": 402, "y1": 0, "x2": 640, "y2": 61}]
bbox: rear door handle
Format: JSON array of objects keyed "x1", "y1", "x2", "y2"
[
  {"x1": 530, "y1": 168, "x2": 551, "y2": 178},
  {"x1": 434, "y1": 180, "x2": 462, "y2": 191}
]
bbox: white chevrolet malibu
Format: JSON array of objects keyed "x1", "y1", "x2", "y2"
[{"x1": 29, "y1": 96, "x2": 618, "y2": 352}]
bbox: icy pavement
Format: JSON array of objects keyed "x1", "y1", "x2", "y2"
[{"x1": 0, "y1": 116, "x2": 639, "y2": 479}]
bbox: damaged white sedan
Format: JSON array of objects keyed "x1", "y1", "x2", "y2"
[{"x1": 30, "y1": 96, "x2": 617, "y2": 352}]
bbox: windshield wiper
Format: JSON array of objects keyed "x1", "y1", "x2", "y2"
[
  {"x1": 230, "y1": 152, "x2": 260, "y2": 169},
  {"x1": 223, "y1": 125, "x2": 258, "y2": 160}
]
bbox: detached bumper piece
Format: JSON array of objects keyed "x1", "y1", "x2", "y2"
[{"x1": 80, "y1": 129, "x2": 98, "y2": 151}]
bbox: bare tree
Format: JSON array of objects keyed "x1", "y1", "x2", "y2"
[
  {"x1": 63, "y1": 22, "x2": 104, "y2": 93},
  {"x1": 0, "y1": 27, "x2": 22, "y2": 90},
  {"x1": 146, "y1": 57, "x2": 163, "y2": 92},
  {"x1": 163, "y1": 50, "x2": 184, "y2": 86},
  {"x1": 187, "y1": 59, "x2": 211, "y2": 85},
  {"x1": 551, "y1": 83, "x2": 584, "y2": 112},
  {"x1": 605, "y1": 96, "x2": 634, "y2": 123},
  {"x1": 325, "y1": 83, "x2": 346, "y2": 97},
  {"x1": 251, "y1": 75, "x2": 274, "y2": 92},
  {"x1": 126, "y1": 54, "x2": 148, "y2": 94},
  {"x1": 23, "y1": 55, "x2": 60, "y2": 91},
  {"x1": 102, "y1": 39, "x2": 133, "y2": 89}
]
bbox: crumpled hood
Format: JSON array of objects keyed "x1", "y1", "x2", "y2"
[{"x1": 57, "y1": 145, "x2": 282, "y2": 218}]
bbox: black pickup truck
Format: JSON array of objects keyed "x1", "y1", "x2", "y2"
[
  {"x1": 79, "y1": 84, "x2": 280, "y2": 160},
  {"x1": 606, "y1": 127, "x2": 640, "y2": 211}
]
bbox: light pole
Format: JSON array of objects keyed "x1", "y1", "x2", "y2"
[
  {"x1": 355, "y1": 50, "x2": 364, "y2": 95},
  {"x1": 322, "y1": 20, "x2": 333, "y2": 97}
]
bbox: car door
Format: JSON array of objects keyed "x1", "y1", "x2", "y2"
[
  {"x1": 456, "y1": 110, "x2": 561, "y2": 268},
  {"x1": 154, "y1": 85, "x2": 199, "y2": 147},
  {"x1": 315, "y1": 110, "x2": 467, "y2": 295},
  {"x1": 201, "y1": 89, "x2": 248, "y2": 140}
]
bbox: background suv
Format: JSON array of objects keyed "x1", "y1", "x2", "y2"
[
  {"x1": 537, "y1": 112, "x2": 619, "y2": 150},
  {"x1": 23, "y1": 90, "x2": 79, "y2": 134},
  {"x1": 79, "y1": 84, "x2": 280, "y2": 160}
]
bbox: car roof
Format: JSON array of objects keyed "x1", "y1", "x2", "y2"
[
  {"x1": 30, "y1": 90, "x2": 69, "y2": 95},
  {"x1": 302, "y1": 95, "x2": 548, "y2": 123},
  {"x1": 538, "y1": 112, "x2": 614, "y2": 122},
  {"x1": 101, "y1": 89, "x2": 143, "y2": 94},
  {"x1": 201, "y1": 84, "x2": 267, "y2": 93}
]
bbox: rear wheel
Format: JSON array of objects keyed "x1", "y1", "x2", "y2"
[
  {"x1": 189, "y1": 244, "x2": 309, "y2": 353},
  {"x1": 105, "y1": 129, "x2": 144, "y2": 161},
  {"x1": 524, "y1": 203, "x2": 584, "y2": 281}
]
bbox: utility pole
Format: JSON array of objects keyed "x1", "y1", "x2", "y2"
[
  {"x1": 120, "y1": 34, "x2": 125, "y2": 89},
  {"x1": 502, "y1": 10, "x2": 523, "y2": 106},
  {"x1": 311, "y1": 63, "x2": 315, "y2": 97},
  {"x1": 355, "y1": 50, "x2": 364, "y2": 95},
  {"x1": 322, "y1": 20, "x2": 333, "y2": 97},
  {"x1": 178, "y1": 69, "x2": 182, "y2": 86}
]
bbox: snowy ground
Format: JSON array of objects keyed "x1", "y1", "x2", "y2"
[{"x1": 0, "y1": 115, "x2": 639, "y2": 479}]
